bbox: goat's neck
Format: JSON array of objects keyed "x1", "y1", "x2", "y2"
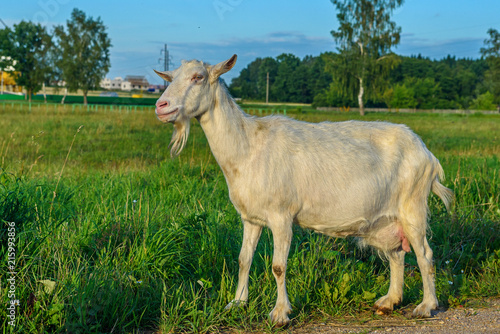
[{"x1": 198, "y1": 83, "x2": 250, "y2": 167}]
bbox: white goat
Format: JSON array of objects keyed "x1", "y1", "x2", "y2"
[{"x1": 154, "y1": 55, "x2": 453, "y2": 326}]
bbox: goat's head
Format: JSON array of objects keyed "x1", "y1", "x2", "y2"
[{"x1": 154, "y1": 54, "x2": 237, "y2": 156}]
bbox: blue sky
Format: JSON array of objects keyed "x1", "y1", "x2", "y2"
[{"x1": 2, "y1": 0, "x2": 499, "y2": 84}]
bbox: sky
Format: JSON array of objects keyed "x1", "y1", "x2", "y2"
[{"x1": 2, "y1": 0, "x2": 499, "y2": 85}]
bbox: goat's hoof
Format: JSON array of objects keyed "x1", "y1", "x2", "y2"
[
  {"x1": 270, "y1": 315, "x2": 290, "y2": 328},
  {"x1": 413, "y1": 301, "x2": 437, "y2": 318},
  {"x1": 374, "y1": 307, "x2": 391, "y2": 316},
  {"x1": 269, "y1": 305, "x2": 292, "y2": 327},
  {"x1": 224, "y1": 300, "x2": 246, "y2": 310},
  {"x1": 374, "y1": 295, "x2": 397, "y2": 315}
]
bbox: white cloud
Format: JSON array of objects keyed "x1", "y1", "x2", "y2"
[{"x1": 397, "y1": 35, "x2": 483, "y2": 59}]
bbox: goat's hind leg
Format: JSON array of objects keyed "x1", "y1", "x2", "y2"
[
  {"x1": 401, "y1": 204, "x2": 438, "y2": 317},
  {"x1": 374, "y1": 248, "x2": 406, "y2": 314},
  {"x1": 410, "y1": 235, "x2": 438, "y2": 317},
  {"x1": 226, "y1": 220, "x2": 262, "y2": 309}
]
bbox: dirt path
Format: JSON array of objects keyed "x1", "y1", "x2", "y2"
[{"x1": 293, "y1": 299, "x2": 500, "y2": 334}]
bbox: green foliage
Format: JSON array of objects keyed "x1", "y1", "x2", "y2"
[
  {"x1": 480, "y1": 28, "x2": 500, "y2": 104},
  {"x1": 53, "y1": 8, "x2": 112, "y2": 105},
  {"x1": 384, "y1": 83, "x2": 416, "y2": 109},
  {"x1": 0, "y1": 21, "x2": 53, "y2": 101},
  {"x1": 229, "y1": 53, "x2": 330, "y2": 103},
  {"x1": 383, "y1": 77, "x2": 441, "y2": 109},
  {"x1": 229, "y1": 37, "x2": 496, "y2": 111},
  {"x1": 272, "y1": 54, "x2": 302, "y2": 102},
  {"x1": 313, "y1": 80, "x2": 355, "y2": 108},
  {"x1": 0, "y1": 29, "x2": 14, "y2": 69},
  {"x1": 388, "y1": 55, "x2": 488, "y2": 109},
  {"x1": 0, "y1": 104, "x2": 498, "y2": 332},
  {"x1": 230, "y1": 53, "x2": 491, "y2": 110},
  {"x1": 470, "y1": 91, "x2": 497, "y2": 110}
]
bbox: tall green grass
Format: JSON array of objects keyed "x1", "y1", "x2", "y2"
[{"x1": 0, "y1": 103, "x2": 499, "y2": 333}]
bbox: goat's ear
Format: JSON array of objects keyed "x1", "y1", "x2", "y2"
[
  {"x1": 210, "y1": 54, "x2": 237, "y2": 83},
  {"x1": 154, "y1": 69, "x2": 173, "y2": 82}
]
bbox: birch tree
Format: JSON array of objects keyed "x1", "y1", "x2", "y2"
[
  {"x1": 480, "y1": 28, "x2": 500, "y2": 105},
  {"x1": 331, "y1": 0, "x2": 403, "y2": 115}
]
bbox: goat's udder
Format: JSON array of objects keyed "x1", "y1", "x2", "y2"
[{"x1": 398, "y1": 230, "x2": 411, "y2": 252}]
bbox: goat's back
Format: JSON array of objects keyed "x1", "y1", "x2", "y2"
[{"x1": 233, "y1": 117, "x2": 442, "y2": 232}]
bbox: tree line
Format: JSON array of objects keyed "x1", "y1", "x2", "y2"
[
  {"x1": 230, "y1": 0, "x2": 500, "y2": 113},
  {"x1": 0, "y1": 8, "x2": 111, "y2": 105},
  {"x1": 229, "y1": 52, "x2": 497, "y2": 111}
]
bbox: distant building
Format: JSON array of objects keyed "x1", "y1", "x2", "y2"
[
  {"x1": 100, "y1": 77, "x2": 124, "y2": 90},
  {"x1": 121, "y1": 80, "x2": 132, "y2": 91},
  {"x1": 100, "y1": 75, "x2": 149, "y2": 91},
  {"x1": 124, "y1": 75, "x2": 149, "y2": 90}
]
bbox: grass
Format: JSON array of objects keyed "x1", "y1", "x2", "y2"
[{"x1": 0, "y1": 102, "x2": 499, "y2": 333}]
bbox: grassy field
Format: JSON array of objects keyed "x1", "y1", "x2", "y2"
[{"x1": 0, "y1": 102, "x2": 499, "y2": 333}]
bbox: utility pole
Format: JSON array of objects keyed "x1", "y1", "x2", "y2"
[
  {"x1": 266, "y1": 72, "x2": 269, "y2": 104},
  {"x1": 159, "y1": 44, "x2": 171, "y2": 89}
]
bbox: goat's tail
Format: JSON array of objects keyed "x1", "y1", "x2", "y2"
[{"x1": 431, "y1": 163, "x2": 454, "y2": 211}]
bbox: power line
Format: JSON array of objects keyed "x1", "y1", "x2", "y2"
[
  {"x1": 159, "y1": 44, "x2": 173, "y2": 88},
  {"x1": 0, "y1": 18, "x2": 8, "y2": 28}
]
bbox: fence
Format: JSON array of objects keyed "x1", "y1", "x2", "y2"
[
  {"x1": 243, "y1": 108, "x2": 289, "y2": 116},
  {"x1": 0, "y1": 100, "x2": 153, "y2": 113},
  {"x1": 317, "y1": 107, "x2": 500, "y2": 115},
  {"x1": 0, "y1": 94, "x2": 157, "y2": 106}
]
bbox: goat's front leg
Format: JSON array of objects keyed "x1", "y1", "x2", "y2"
[
  {"x1": 375, "y1": 248, "x2": 406, "y2": 314},
  {"x1": 269, "y1": 222, "x2": 293, "y2": 326},
  {"x1": 225, "y1": 220, "x2": 262, "y2": 309}
]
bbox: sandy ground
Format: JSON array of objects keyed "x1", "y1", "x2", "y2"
[{"x1": 291, "y1": 298, "x2": 500, "y2": 334}]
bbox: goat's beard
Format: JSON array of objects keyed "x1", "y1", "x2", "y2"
[{"x1": 169, "y1": 115, "x2": 190, "y2": 157}]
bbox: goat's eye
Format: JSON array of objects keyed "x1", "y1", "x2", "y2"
[{"x1": 192, "y1": 74, "x2": 204, "y2": 82}]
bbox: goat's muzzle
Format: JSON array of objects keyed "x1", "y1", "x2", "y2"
[
  {"x1": 155, "y1": 107, "x2": 179, "y2": 123},
  {"x1": 155, "y1": 99, "x2": 180, "y2": 123}
]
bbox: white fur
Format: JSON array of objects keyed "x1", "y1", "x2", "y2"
[{"x1": 155, "y1": 55, "x2": 454, "y2": 325}]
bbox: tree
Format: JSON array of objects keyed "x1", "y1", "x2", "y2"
[
  {"x1": 54, "y1": 8, "x2": 111, "y2": 105},
  {"x1": 411, "y1": 77, "x2": 440, "y2": 109},
  {"x1": 1, "y1": 22, "x2": 52, "y2": 102},
  {"x1": 272, "y1": 54, "x2": 301, "y2": 102},
  {"x1": 0, "y1": 28, "x2": 14, "y2": 92},
  {"x1": 470, "y1": 91, "x2": 496, "y2": 111},
  {"x1": 480, "y1": 28, "x2": 500, "y2": 105},
  {"x1": 229, "y1": 54, "x2": 332, "y2": 103},
  {"x1": 314, "y1": 52, "x2": 355, "y2": 107},
  {"x1": 330, "y1": 0, "x2": 403, "y2": 115},
  {"x1": 0, "y1": 28, "x2": 13, "y2": 67},
  {"x1": 384, "y1": 83, "x2": 416, "y2": 109},
  {"x1": 229, "y1": 57, "x2": 263, "y2": 99}
]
